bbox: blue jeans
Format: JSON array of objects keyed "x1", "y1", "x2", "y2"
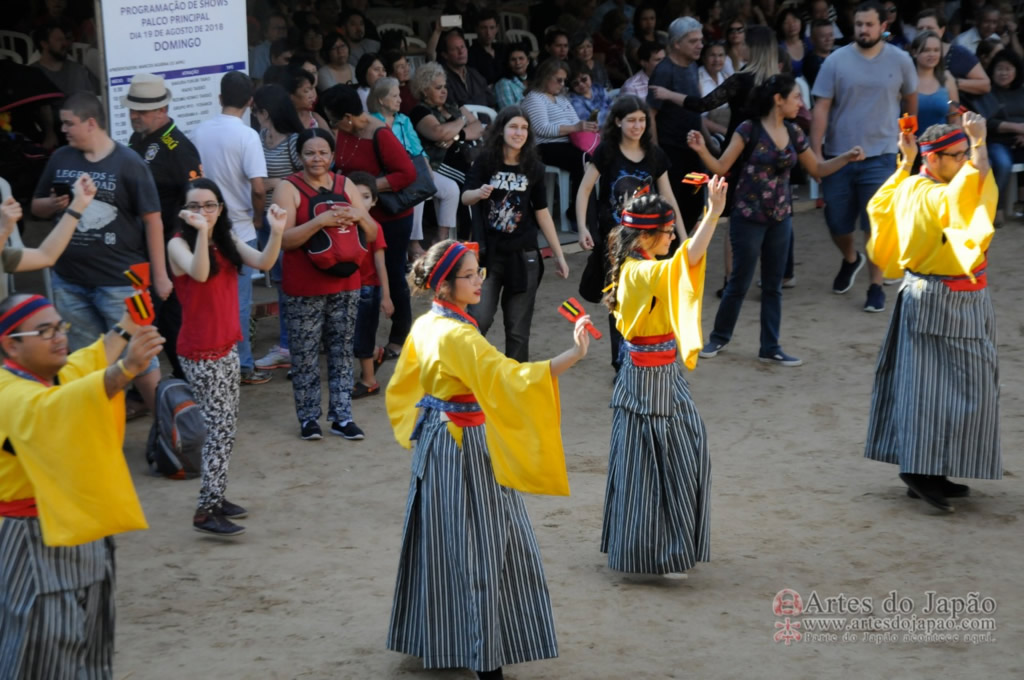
[
  {"x1": 353, "y1": 284, "x2": 381, "y2": 359},
  {"x1": 51, "y1": 272, "x2": 159, "y2": 373},
  {"x1": 258, "y1": 213, "x2": 288, "y2": 351},
  {"x1": 989, "y1": 142, "x2": 1013, "y2": 201},
  {"x1": 237, "y1": 237, "x2": 258, "y2": 371},
  {"x1": 821, "y1": 153, "x2": 896, "y2": 235},
  {"x1": 709, "y1": 213, "x2": 792, "y2": 355}
]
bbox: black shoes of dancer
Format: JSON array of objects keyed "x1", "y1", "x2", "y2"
[
  {"x1": 477, "y1": 669, "x2": 504, "y2": 680},
  {"x1": 899, "y1": 474, "x2": 969, "y2": 513}
]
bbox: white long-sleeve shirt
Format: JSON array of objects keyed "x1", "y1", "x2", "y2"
[{"x1": 522, "y1": 91, "x2": 580, "y2": 144}]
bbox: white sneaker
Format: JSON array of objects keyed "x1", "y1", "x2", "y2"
[{"x1": 255, "y1": 345, "x2": 291, "y2": 370}]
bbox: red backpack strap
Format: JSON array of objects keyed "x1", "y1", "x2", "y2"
[
  {"x1": 284, "y1": 172, "x2": 318, "y2": 199},
  {"x1": 333, "y1": 172, "x2": 347, "y2": 195}
]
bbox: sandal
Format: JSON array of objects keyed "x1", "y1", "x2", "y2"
[
  {"x1": 125, "y1": 397, "x2": 150, "y2": 421},
  {"x1": 382, "y1": 346, "x2": 401, "y2": 361},
  {"x1": 372, "y1": 346, "x2": 386, "y2": 371},
  {"x1": 351, "y1": 382, "x2": 380, "y2": 399}
]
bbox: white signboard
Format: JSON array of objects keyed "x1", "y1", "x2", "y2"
[{"x1": 100, "y1": 0, "x2": 248, "y2": 143}]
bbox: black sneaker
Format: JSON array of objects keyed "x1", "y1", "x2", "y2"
[
  {"x1": 330, "y1": 420, "x2": 365, "y2": 440},
  {"x1": 832, "y1": 252, "x2": 866, "y2": 294},
  {"x1": 301, "y1": 420, "x2": 322, "y2": 440},
  {"x1": 219, "y1": 499, "x2": 248, "y2": 520},
  {"x1": 758, "y1": 350, "x2": 803, "y2": 367},
  {"x1": 864, "y1": 284, "x2": 885, "y2": 313},
  {"x1": 193, "y1": 510, "x2": 246, "y2": 537}
]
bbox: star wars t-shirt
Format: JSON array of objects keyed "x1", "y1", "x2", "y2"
[
  {"x1": 33, "y1": 143, "x2": 160, "y2": 286},
  {"x1": 591, "y1": 142, "x2": 670, "y2": 237},
  {"x1": 465, "y1": 159, "x2": 547, "y2": 256}
]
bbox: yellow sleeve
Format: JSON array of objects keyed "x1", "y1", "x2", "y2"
[
  {"x1": 385, "y1": 331, "x2": 425, "y2": 451},
  {"x1": 867, "y1": 167, "x2": 910, "y2": 279},
  {"x1": 940, "y1": 162, "x2": 997, "y2": 278},
  {"x1": 0, "y1": 341, "x2": 146, "y2": 547},
  {"x1": 443, "y1": 325, "x2": 569, "y2": 496},
  {"x1": 618, "y1": 239, "x2": 707, "y2": 370}
]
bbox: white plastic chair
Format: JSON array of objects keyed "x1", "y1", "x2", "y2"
[
  {"x1": 406, "y1": 36, "x2": 427, "y2": 51},
  {"x1": 544, "y1": 165, "x2": 572, "y2": 232},
  {"x1": 0, "y1": 48, "x2": 22, "y2": 63},
  {"x1": 70, "y1": 41, "x2": 89, "y2": 63},
  {"x1": 505, "y1": 29, "x2": 539, "y2": 58},
  {"x1": 0, "y1": 30, "x2": 32, "y2": 64},
  {"x1": 1, "y1": 177, "x2": 54, "y2": 300},
  {"x1": 464, "y1": 104, "x2": 498, "y2": 127},
  {"x1": 378, "y1": 23, "x2": 414, "y2": 36},
  {"x1": 500, "y1": 12, "x2": 528, "y2": 31}
]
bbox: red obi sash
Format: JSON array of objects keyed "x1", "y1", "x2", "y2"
[
  {"x1": 626, "y1": 333, "x2": 678, "y2": 367},
  {"x1": 0, "y1": 497, "x2": 38, "y2": 517}
]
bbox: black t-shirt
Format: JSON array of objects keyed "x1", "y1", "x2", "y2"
[
  {"x1": 468, "y1": 43, "x2": 506, "y2": 85},
  {"x1": 33, "y1": 143, "x2": 161, "y2": 286},
  {"x1": 646, "y1": 58, "x2": 703, "y2": 148},
  {"x1": 591, "y1": 142, "x2": 670, "y2": 235},
  {"x1": 129, "y1": 119, "x2": 203, "y2": 242},
  {"x1": 464, "y1": 158, "x2": 547, "y2": 257}
]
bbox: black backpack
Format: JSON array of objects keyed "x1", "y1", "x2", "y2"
[{"x1": 145, "y1": 377, "x2": 205, "y2": 479}]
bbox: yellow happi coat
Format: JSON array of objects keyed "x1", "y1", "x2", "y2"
[
  {"x1": 614, "y1": 239, "x2": 707, "y2": 369},
  {"x1": 0, "y1": 339, "x2": 148, "y2": 546},
  {"x1": 387, "y1": 308, "x2": 569, "y2": 496},
  {"x1": 867, "y1": 162, "x2": 997, "y2": 278}
]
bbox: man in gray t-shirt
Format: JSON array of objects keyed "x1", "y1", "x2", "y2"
[{"x1": 811, "y1": 0, "x2": 917, "y2": 314}]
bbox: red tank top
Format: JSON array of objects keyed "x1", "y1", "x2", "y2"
[
  {"x1": 174, "y1": 245, "x2": 242, "y2": 360},
  {"x1": 283, "y1": 171, "x2": 361, "y2": 297}
]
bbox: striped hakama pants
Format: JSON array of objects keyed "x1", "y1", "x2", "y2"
[
  {"x1": 601, "y1": 342, "x2": 712, "y2": 574},
  {"x1": 865, "y1": 272, "x2": 1001, "y2": 479},
  {"x1": 0, "y1": 517, "x2": 115, "y2": 680},
  {"x1": 387, "y1": 409, "x2": 558, "y2": 671}
]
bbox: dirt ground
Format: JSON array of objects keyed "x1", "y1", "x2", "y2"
[{"x1": 99, "y1": 202, "x2": 1022, "y2": 680}]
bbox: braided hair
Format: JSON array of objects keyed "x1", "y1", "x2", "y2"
[{"x1": 603, "y1": 192, "x2": 674, "y2": 312}]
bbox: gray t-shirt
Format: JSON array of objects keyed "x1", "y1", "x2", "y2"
[
  {"x1": 33, "y1": 144, "x2": 161, "y2": 287},
  {"x1": 0, "y1": 247, "x2": 23, "y2": 300},
  {"x1": 811, "y1": 43, "x2": 917, "y2": 158}
]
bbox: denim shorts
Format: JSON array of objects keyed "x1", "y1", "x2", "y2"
[
  {"x1": 821, "y1": 153, "x2": 896, "y2": 235},
  {"x1": 353, "y1": 284, "x2": 381, "y2": 359},
  {"x1": 51, "y1": 272, "x2": 160, "y2": 374}
]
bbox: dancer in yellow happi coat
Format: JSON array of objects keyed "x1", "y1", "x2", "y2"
[
  {"x1": 0, "y1": 294, "x2": 162, "y2": 679},
  {"x1": 385, "y1": 240, "x2": 591, "y2": 680},
  {"x1": 601, "y1": 179, "x2": 726, "y2": 576},
  {"x1": 865, "y1": 112, "x2": 1000, "y2": 513}
]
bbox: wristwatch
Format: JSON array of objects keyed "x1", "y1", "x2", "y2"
[{"x1": 111, "y1": 324, "x2": 132, "y2": 341}]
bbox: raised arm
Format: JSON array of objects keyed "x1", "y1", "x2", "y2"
[
  {"x1": 167, "y1": 211, "x2": 212, "y2": 282},
  {"x1": 13, "y1": 174, "x2": 97, "y2": 271},
  {"x1": 234, "y1": 203, "x2": 285, "y2": 271}
]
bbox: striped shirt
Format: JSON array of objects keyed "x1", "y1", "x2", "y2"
[
  {"x1": 260, "y1": 129, "x2": 300, "y2": 203},
  {"x1": 521, "y1": 91, "x2": 580, "y2": 144}
]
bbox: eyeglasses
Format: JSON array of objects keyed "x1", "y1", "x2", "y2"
[
  {"x1": 728, "y1": 26, "x2": 745, "y2": 34},
  {"x1": 656, "y1": 227, "x2": 676, "y2": 234},
  {"x1": 937, "y1": 149, "x2": 970, "y2": 162},
  {"x1": 453, "y1": 267, "x2": 487, "y2": 281},
  {"x1": 184, "y1": 201, "x2": 222, "y2": 213},
  {"x1": 885, "y1": 6, "x2": 898, "y2": 13},
  {"x1": 8, "y1": 320, "x2": 71, "y2": 340}
]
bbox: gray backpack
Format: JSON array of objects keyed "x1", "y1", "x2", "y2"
[{"x1": 145, "y1": 378, "x2": 205, "y2": 479}]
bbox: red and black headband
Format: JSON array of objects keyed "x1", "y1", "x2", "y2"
[
  {"x1": 0, "y1": 295, "x2": 53, "y2": 337},
  {"x1": 428, "y1": 242, "x2": 469, "y2": 290},
  {"x1": 920, "y1": 129, "x2": 968, "y2": 155},
  {"x1": 621, "y1": 207, "x2": 675, "y2": 230}
]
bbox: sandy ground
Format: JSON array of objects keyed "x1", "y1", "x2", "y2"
[{"x1": 89, "y1": 202, "x2": 1023, "y2": 679}]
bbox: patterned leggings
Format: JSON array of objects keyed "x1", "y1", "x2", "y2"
[
  {"x1": 285, "y1": 291, "x2": 358, "y2": 424},
  {"x1": 180, "y1": 348, "x2": 240, "y2": 513}
]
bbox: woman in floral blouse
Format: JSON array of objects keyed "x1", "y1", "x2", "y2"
[{"x1": 687, "y1": 74, "x2": 863, "y2": 367}]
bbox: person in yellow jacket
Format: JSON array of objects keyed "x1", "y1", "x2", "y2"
[
  {"x1": 865, "y1": 112, "x2": 999, "y2": 513},
  {"x1": 385, "y1": 240, "x2": 591, "y2": 680},
  {"x1": 600, "y1": 178, "x2": 727, "y2": 577},
  {"x1": 0, "y1": 293, "x2": 161, "y2": 679}
]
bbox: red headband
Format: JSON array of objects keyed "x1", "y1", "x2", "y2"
[
  {"x1": 621, "y1": 208, "x2": 675, "y2": 230},
  {"x1": 919, "y1": 129, "x2": 968, "y2": 154},
  {"x1": 0, "y1": 295, "x2": 53, "y2": 337},
  {"x1": 427, "y1": 242, "x2": 469, "y2": 290}
]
